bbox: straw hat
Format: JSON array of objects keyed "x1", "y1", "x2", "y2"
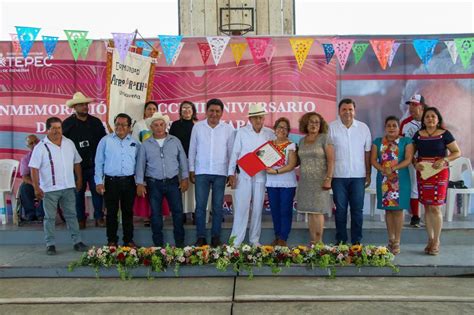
[
  {"x1": 66, "y1": 92, "x2": 94, "y2": 108},
  {"x1": 145, "y1": 112, "x2": 170, "y2": 129},
  {"x1": 247, "y1": 103, "x2": 267, "y2": 117}
]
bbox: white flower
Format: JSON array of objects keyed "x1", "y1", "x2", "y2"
[
  {"x1": 242, "y1": 245, "x2": 251, "y2": 252},
  {"x1": 178, "y1": 256, "x2": 185, "y2": 263},
  {"x1": 184, "y1": 246, "x2": 193, "y2": 252}
]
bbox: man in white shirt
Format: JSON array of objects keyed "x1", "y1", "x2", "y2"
[
  {"x1": 189, "y1": 99, "x2": 235, "y2": 247},
  {"x1": 29, "y1": 117, "x2": 88, "y2": 255},
  {"x1": 400, "y1": 94, "x2": 427, "y2": 228},
  {"x1": 228, "y1": 103, "x2": 275, "y2": 247},
  {"x1": 329, "y1": 99, "x2": 372, "y2": 245}
]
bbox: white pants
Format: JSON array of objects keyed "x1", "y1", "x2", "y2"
[
  {"x1": 230, "y1": 176, "x2": 266, "y2": 246},
  {"x1": 408, "y1": 164, "x2": 419, "y2": 198}
]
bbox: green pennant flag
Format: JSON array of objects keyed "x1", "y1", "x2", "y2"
[
  {"x1": 80, "y1": 38, "x2": 93, "y2": 59},
  {"x1": 352, "y1": 43, "x2": 369, "y2": 65},
  {"x1": 454, "y1": 37, "x2": 474, "y2": 69},
  {"x1": 64, "y1": 30, "x2": 89, "y2": 61}
]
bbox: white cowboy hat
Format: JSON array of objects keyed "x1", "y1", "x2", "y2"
[
  {"x1": 247, "y1": 102, "x2": 268, "y2": 117},
  {"x1": 145, "y1": 112, "x2": 170, "y2": 129},
  {"x1": 66, "y1": 92, "x2": 94, "y2": 108}
]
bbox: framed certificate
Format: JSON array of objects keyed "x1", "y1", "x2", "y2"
[{"x1": 237, "y1": 141, "x2": 285, "y2": 177}]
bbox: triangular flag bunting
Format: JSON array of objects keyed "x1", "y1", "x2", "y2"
[
  {"x1": 112, "y1": 32, "x2": 135, "y2": 62},
  {"x1": 197, "y1": 42, "x2": 211, "y2": 64},
  {"x1": 42, "y1": 36, "x2": 59, "y2": 58},
  {"x1": 10, "y1": 33, "x2": 22, "y2": 54},
  {"x1": 15, "y1": 26, "x2": 41, "y2": 58},
  {"x1": 136, "y1": 40, "x2": 153, "y2": 57},
  {"x1": 158, "y1": 35, "x2": 183, "y2": 65},
  {"x1": 230, "y1": 43, "x2": 247, "y2": 66},
  {"x1": 351, "y1": 43, "x2": 369, "y2": 65},
  {"x1": 322, "y1": 44, "x2": 335, "y2": 64},
  {"x1": 264, "y1": 42, "x2": 276, "y2": 65},
  {"x1": 80, "y1": 39, "x2": 93, "y2": 59},
  {"x1": 388, "y1": 42, "x2": 401, "y2": 67},
  {"x1": 454, "y1": 37, "x2": 474, "y2": 69},
  {"x1": 64, "y1": 30, "x2": 89, "y2": 61},
  {"x1": 172, "y1": 42, "x2": 185, "y2": 65},
  {"x1": 332, "y1": 39, "x2": 354, "y2": 70},
  {"x1": 207, "y1": 36, "x2": 230, "y2": 66},
  {"x1": 412, "y1": 39, "x2": 438, "y2": 66},
  {"x1": 444, "y1": 41, "x2": 458, "y2": 64},
  {"x1": 370, "y1": 39, "x2": 394, "y2": 70},
  {"x1": 246, "y1": 37, "x2": 271, "y2": 64},
  {"x1": 289, "y1": 38, "x2": 314, "y2": 70}
]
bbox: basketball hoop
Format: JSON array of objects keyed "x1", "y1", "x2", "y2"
[{"x1": 219, "y1": 7, "x2": 254, "y2": 36}]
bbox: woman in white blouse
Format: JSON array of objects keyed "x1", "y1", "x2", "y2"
[{"x1": 265, "y1": 117, "x2": 298, "y2": 246}]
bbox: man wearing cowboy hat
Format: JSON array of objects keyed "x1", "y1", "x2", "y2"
[
  {"x1": 95, "y1": 113, "x2": 139, "y2": 247},
  {"x1": 135, "y1": 112, "x2": 188, "y2": 247},
  {"x1": 228, "y1": 103, "x2": 275, "y2": 246},
  {"x1": 63, "y1": 92, "x2": 107, "y2": 229}
]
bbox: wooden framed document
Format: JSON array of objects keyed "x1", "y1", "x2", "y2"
[{"x1": 237, "y1": 141, "x2": 285, "y2": 177}]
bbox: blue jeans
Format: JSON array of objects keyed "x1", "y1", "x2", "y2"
[
  {"x1": 19, "y1": 182, "x2": 44, "y2": 220},
  {"x1": 331, "y1": 178, "x2": 365, "y2": 244},
  {"x1": 146, "y1": 176, "x2": 185, "y2": 247},
  {"x1": 194, "y1": 174, "x2": 226, "y2": 239},
  {"x1": 267, "y1": 187, "x2": 296, "y2": 241},
  {"x1": 76, "y1": 167, "x2": 103, "y2": 220}
]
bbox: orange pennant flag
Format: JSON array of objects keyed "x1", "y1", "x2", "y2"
[
  {"x1": 370, "y1": 40, "x2": 394, "y2": 70},
  {"x1": 230, "y1": 43, "x2": 247, "y2": 66},
  {"x1": 289, "y1": 38, "x2": 314, "y2": 70}
]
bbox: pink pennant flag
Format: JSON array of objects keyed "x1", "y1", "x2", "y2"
[
  {"x1": 264, "y1": 43, "x2": 276, "y2": 65},
  {"x1": 246, "y1": 37, "x2": 271, "y2": 64},
  {"x1": 370, "y1": 39, "x2": 394, "y2": 70},
  {"x1": 388, "y1": 42, "x2": 401, "y2": 67},
  {"x1": 332, "y1": 39, "x2": 354, "y2": 70},
  {"x1": 197, "y1": 42, "x2": 211, "y2": 64},
  {"x1": 10, "y1": 33, "x2": 21, "y2": 53}
]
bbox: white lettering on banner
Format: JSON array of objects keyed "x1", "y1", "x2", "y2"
[
  {"x1": 156, "y1": 101, "x2": 317, "y2": 115},
  {"x1": 0, "y1": 103, "x2": 105, "y2": 116},
  {"x1": 109, "y1": 50, "x2": 152, "y2": 129},
  {"x1": 0, "y1": 53, "x2": 53, "y2": 73},
  {"x1": 36, "y1": 122, "x2": 46, "y2": 133}
]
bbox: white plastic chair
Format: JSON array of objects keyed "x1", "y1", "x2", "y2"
[
  {"x1": 445, "y1": 157, "x2": 474, "y2": 222},
  {"x1": 0, "y1": 159, "x2": 19, "y2": 224}
]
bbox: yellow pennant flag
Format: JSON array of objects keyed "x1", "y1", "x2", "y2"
[
  {"x1": 230, "y1": 43, "x2": 247, "y2": 66},
  {"x1": 289, "y1": 38, "x2": 314, "y2": 70}
]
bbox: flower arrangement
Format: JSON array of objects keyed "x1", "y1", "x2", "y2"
[{"x1": 68, "y1": 242, "x2": 398, "y2": 279}]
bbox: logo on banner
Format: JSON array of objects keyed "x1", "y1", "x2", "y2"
[{"x1": 0, "y1": 52, "x2": 53, "y2": 72}]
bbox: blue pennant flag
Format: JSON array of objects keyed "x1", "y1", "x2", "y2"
[
  {"x1": 413, "y1": 39, "x2": 439, "y2": 66},
  {"x1": 42, "y1": 36, "x2": 59, "y2": 58},
  {"x1": 322, "y1": 43, "x2": 335, "y2": 64},
  {"x1": 158, "y1": 35, "x2": 183, "y2": 65},
  {"x1": 136, "y1": 40, "x2": 152, "y2": 57},
  {"x1": 15, "y1": 26, "x2": 41, "y2": 58}
]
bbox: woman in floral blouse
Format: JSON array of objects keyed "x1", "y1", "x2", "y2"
[{"x1": 371, "y1": 116, "x2": 414, "y2": 255}]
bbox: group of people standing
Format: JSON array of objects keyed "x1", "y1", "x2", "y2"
[{"x1": 23, "y1": 92, "x2": 460, "y2": 257}]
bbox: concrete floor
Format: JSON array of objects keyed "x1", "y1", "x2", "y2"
[{"x1": 1, "y1": 277, "x2": 474, "y2": 314}]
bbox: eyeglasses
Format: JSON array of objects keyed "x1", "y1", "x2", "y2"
[{"x1": 276, "y1": 126, "x2": 289, "y2": 131}]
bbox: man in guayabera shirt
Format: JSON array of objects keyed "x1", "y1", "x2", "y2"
[{"x1": 63, "y1": 92, "x2": 107, "y2": 229}]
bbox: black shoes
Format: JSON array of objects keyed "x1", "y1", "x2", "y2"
[
  {"x1": 211, "y1": 236, "x2": 221, "y2": 248},
  {"x1": 46, "y1": 245, "x2": 56, "y2": 255},
  {"x1": 194, "y1": 238, "x2": 207, "y2": 247},
  {"x1": 410, "y1": 216, "x2": 421, "y2": 228},
  {"x1": 73, "y1": 242, "x2": 88, "y2": 252}
]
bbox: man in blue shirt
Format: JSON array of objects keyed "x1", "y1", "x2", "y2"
[
  {"x1": 95, "y1": 113, "x2": 139, "y2": 247},
  {"x1": 135, "y1": 112, "x2": 188, "y2": 248}
]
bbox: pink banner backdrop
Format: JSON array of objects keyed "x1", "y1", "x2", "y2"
[{"x1": 1, "y1": 35, "x2": 473, "y2": 165}]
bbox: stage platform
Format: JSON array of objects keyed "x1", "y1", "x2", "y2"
[{"x1": 1, "y1": 215, "x2": 473, "y2": 278}]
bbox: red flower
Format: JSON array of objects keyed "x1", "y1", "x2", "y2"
[
  {"x1": 109, "y1": 247, "x2": 116, "y2": 253},
  {"x1": 143, "y1": 258, "x2": 151, "y2": 266},
  {"x1": 233, "y1": 252, "x2": 240, "y2": 258},
  {"x1": 117, "y1": 252, "x2": 125, "y2": 261}
]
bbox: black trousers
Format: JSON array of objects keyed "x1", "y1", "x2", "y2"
[{"x1": 104, "y1": 176, "x2": 135, "y2": 243}]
